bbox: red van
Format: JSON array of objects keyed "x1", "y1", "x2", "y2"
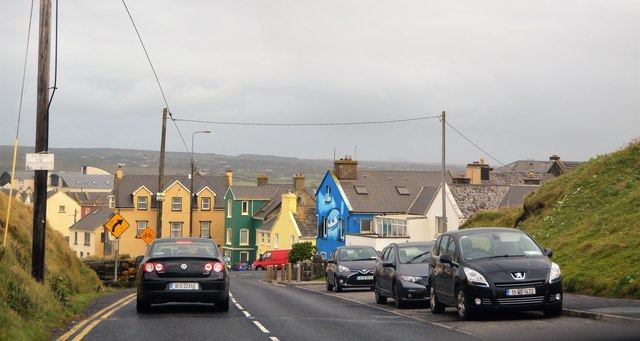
[{"x1": 252, "y1": 249, "x2": 291, "y2": 270}]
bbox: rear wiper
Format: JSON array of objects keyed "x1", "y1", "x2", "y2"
[{"x1": 491, "y1": 254, "x2": 525, "y2": 258}]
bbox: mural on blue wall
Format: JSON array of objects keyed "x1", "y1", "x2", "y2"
[{"x1": 326, "y1": 208, "x2": 341, "y2": 240}]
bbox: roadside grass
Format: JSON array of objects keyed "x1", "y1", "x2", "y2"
[
  {"x1": 461, "y1": 207, "x2": 523, "y2": 228},
  {"x1": 464, "y1": 139, "x2": 640, "y2": 299},
  {"x1": 0, "y1": 193, "x2": 106, "y2": 341}
]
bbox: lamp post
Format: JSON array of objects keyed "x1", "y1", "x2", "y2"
[{"x1": 190, "y1": 130, "x2": 211, "y2": 237}]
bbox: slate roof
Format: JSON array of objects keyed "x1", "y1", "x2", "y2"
[
  {"x1": 251, "y1": 186, "x2": 291, "y2": 220},
  {"x1": 406, "y1": 186, "x2": 440, "y2": 215},
  {"x1": 256, "y1": 216, "x2": 277, "y2": 233},
  {"x1": 338, "y1": 170, "x2": 450, "y2": 214},
  {"x1": 53, "y1": 172, "x2": 114, "y2": 190},
  {"x1": 230, "y1": 184, "x2": 289, "y2": 201},
  {"x1": 115, "y1": 174, "x2": 227, "y2": 209},
  {"x1": 499, "y1": 185, "x2": 538, "y2": 208},
  {"x1": 293, "y1": 206, "x2": 317, "y2": 238},
  {"x1": 496, "y1": 160, "x2": 553, "y2": 174},
  {"x1": 449, "y1": 184, "x2": 510, "y2": 219},
  {"x1": 67, "y1": 191, "x2": 110, "y2": 206},
  {"x1": 69, "y1": 207, "x2": 114, "y2": 232}
]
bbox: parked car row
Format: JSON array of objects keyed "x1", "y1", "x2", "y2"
[{"x1": 324, "y1": 227, "x2": 564, "y2": 320}]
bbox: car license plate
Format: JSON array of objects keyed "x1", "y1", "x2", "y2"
[
  {"x1": 169, "y1": 282, "x2": 200, "y2": 290},
  {"x1": 506, "y1": 287, "x2": 535, "y2": 296},
  {"x1": 357, "y1": 275, "x2": 373, "y2": 280}
]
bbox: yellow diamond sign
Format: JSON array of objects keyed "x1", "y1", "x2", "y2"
[
  {"x1": 104, "y1": 213, "x2": 130, "y2": 239},
  {"x1": 140, "y1": 226, "x2": 156, "y2": 245}
]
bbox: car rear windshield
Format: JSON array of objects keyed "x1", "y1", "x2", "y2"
[
  {"x1": 339, "y1": 248, "x2": 378, "y2": 261},
  {"x1": 460, "y1": 231, "x2": 544, "y2": 260},
  {"x1": 398, "y1": 245, "x2": 433, "y2": 264},
  {"x1": 149, "y1": 241, "x2": 218, "y2": 258}
]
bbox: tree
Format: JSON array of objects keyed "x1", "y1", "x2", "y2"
[{"x1": 288, "y1": 242, "x2": 317, "y2": 263}]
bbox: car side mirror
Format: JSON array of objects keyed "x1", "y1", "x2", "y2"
[
  {"x1": 327, "y1": 259, "x2": 335, "y2": 264},
  {"x1": 544, "y1": 248, "x2": 553, "y2": 258},
  {"x1": 439, "y1": 254, "x2": 453, "y2": 264},
  {"x1": 223, "y1": 256, "x2": 231, "y2": 263},
  {"x1": 135, "y1": 255, "x2": 144, "y2": 269}
]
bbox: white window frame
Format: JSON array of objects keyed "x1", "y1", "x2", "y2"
[
  {"x1": 239, "y1": 229, "x2": 249, "y2": 245},
  {"x1": 170, "y1": 222, "x2": 183, "y2": 237},
  {"x1": 84, "y1": 232, "x2": 91, "y2": 246},
  {"x1": 274, "y1": 233, "x2": 279, "y2": 248},
  {"x1": 290, "y1": 235, "x2": 295, "y2": 247},
  {"x1": 137, "y1": 196, "x2": 148, "y2": 210},
  {"x1": 375, "y1": 217, "x2": 408, "y2": 237},
  {"x1": 172, "y1": 197, "x2": 182, "y2": 211},
  {"x1": 240, "y1": 251, "x2": 249, "y2": 262},
  {"x1": 201, "y1": 197, "x2": 211, "y2": 211},
  {"x1": 108, "y1": 195, "x2": 115, "y2": 208},
  {"x1": 325, "y1": 185, "x2": 331, "y2": 202},
  {"x1": 136, "y1": 220, "x2": 147, "y2": 237},
  {"x1": 227, "y1": 200, "x2": 232, "y2": 218},
  {"x1": 200, "y1": 221, "x2": 211, "y2": 238},
  {"x1": 226, "y1": 228, "x2": 232, "y2": 245},
  {"x1": 241, "y1": 201, "x2": 249, "y2": 215},
  {"x1": 360, "y1": 219, "x2": 373, "y2": 234}
]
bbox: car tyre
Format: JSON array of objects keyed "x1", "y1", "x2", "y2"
[
  {"x1": 375, "y1": 288, "x2": 387, "y2": 304},
  {"x1": 334, "y1": 276, "x2": 342, "y2": 293},
  {"x1": 393, "y1": 284, "x2": 404, "y2": 308},
  {"x1": 136, "y1": 295, "x2": 150, "y2": 313},
  {"x1": 214, "y1": 297, "x2": 230, "y2": 312},
  {"x1": 543, "y1": 305, "x2": 562, "y2": 318},
  {"x1": 429, "y1": 285, "x2": 445, "y2": 314},
  {"x1": 255, "y1": 265, "x2": 264, "y2": 271},
  {"x1": 456, "y1": 288, "x2": 473, "y2": 320},
  {"x1": 326, "y1": 276, "x2": 334, "y2": 291}
]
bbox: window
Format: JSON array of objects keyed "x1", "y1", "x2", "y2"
[
  {"x1": 325, "y1": 185, "x2": 331, "y2": 201},
  {"x1": 240, "y1": 251, "x2": 249, "y2": 262},
  {"x1": 339, "y1": 219, "x2": 344, "y2": 241},
  {"x1": 201, "y1": 197, "x2": 211, "y2": 211},
  {"x1": 227, "y1": 200, "x2": 232, "y2": 218},
  {"x1": 274, "y1": 233, "x2": 279, "y2": 248},
  {"x1": 200, "y1": 221, "x2": 211, "y2": 238},
  {"x1": 59, "y1": 205, "x2": 66, "y2": 213},
  {"x1": 290, "y1": 235, "x2": 295, "y2": 247},
  {"x1": 226, "y1": 228, "x2": 232, "y2": 245},
  {"x1": 267, "y1": 234, "x2": 271, "y2": 246},
  {"x1": 80, "y1": 252, "x2": 84, "y2": 258},
  {"x1": 375, "y1": 217, "x2": 408, "y2": 237},
  {"x1": 260, "y1": 232, "x2": 265, "y2": 245},
  {"x1": 85, "y1": 208, "x2": 91, "y2": 215},
  {"x1": 241, "y1": 201, "x2": 249, "y2": 215},
  {"x1": 136, "y1": 220, "x2": 147, "y2": 237},
  {"x1": 172, "y1": 197, "x2": 182, "y2": 211},
  {"x1": 84, "y1": 232, "x2": 91, "y2": 246},
  {"x1": 436, "y1": 216, "x2": 447, "y2": 234},
  {"x1": 320, "y1": 216, "x2": 327, "y2": 238},
  {"x1": 108, "y1": 195, "x2": 115, "y2": 208},
  {"x1": 354, "y1": 185, "x2": 368, "y2": 194},
  {"x1": 170, "y1": 222, "x2": 183, "y2": 237},
  {"x1": 240, "y1": 229, "x2": 249, "y2": 245},
  {"x1": 360, "y1": 219, "x2": 373, "y2": 234},
  {"x1": 137, "y1": 196, "x2": 148, "y2": 210},
  {"x1": 74, "y1": 232, "x2": 78, "y2": 245}
]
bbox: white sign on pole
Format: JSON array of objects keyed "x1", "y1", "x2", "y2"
[{"x1": 25, "y1": 153, "x2": 55, "y2": 171}]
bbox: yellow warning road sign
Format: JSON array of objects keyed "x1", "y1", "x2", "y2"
[
  {"x1": 104, "y1": 213, "x2": 130, "y2": 239},
  {"x1": 140, "y1": 226, "x2": 156, "y2": 245}
]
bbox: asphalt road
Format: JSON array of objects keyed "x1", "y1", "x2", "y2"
[{"x1": 56, "y1": 271, "x2": 640, "y2": 341}]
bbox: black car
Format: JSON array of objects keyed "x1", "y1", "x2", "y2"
[
  {"x1": 429, "y1": 227, "x2": 563, "y2": 320},
  {"x1": 373, "y1": 241, "x2": 435, "y2": 308},
  {"x1": 326, "y1": 245, "x2": 378, "y2": 292},
  {"x1": 135, "y1": 238, "x2": 230, "y2": 312}
]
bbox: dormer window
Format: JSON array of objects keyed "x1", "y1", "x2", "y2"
[{"x1": 137, "y1": 196, "x2": 148, "y2": 210}]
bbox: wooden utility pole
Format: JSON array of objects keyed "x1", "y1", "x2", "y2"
[
  {"x1": 441, "y1": 111, "x2": 447, "y2": 234},
  {"x1": 156, "y1": 108, "x2": 168, "y2": 238},
  {"x1": 32, "y1": 0, "x2": 52, "y2": 282}
]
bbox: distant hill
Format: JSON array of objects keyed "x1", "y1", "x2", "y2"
[
  {"x1": 464, "y1": 139, "x2": 640, "y2": 299},
  {"x1": 0, "y1": 192, "x2": 103, "y2": 340},
  {"x1": 0, "y1": 146, "x2": 462, "y2": 187}
]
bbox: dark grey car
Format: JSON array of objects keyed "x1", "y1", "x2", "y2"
[
  {"x1": 373, "y1": 241, "x2": 435, "y2": 308},
  {"x1": 326, "y1": 245, "x2": 378, "y2": 292}
]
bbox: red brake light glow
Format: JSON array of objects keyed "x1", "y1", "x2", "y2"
[
  {"x1": 176, "y1": 240, "x2": 192, "y2": 244},
  {"x1": 213, "y1": 262, "x2": 224, "y2": 273},
  {"x1": 204, "y1": 263, "x2": 213, "y2": 272},
  {"x1": 143, "y1": 262, "x2": 165, "y2": 273},
  {"x1": 203, "y1": 262, "x2": 224, "y2": 273}
]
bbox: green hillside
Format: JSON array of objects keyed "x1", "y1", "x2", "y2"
[
  {"x1": 0, "y1": 193, "x2": 104, "y2": 340},
  {"x1": 464, "y1": 139, "x2": 640, "y2": 298}
]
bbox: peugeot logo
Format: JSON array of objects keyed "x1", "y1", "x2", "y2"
[
  {"x1": 180, "y1": 264, "x2": 188, "y2": 271},
  {"x1": 511, "y1": 271, "x2": 526, "y2": 280}
]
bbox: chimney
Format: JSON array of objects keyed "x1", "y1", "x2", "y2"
[
  {"x1": 281, "y1": 192, "x2": 297, "y2": 214},
  {"x1": 550, "y1": 155, "x2": 560, "y2": 161},
  {"x1": 334, "y1": 157, "x2": 358, "y2": 181},
  {"x1": 116, "y1": 165, "x2": 123, "y2": 180},
  {"x1": 226, "y1": 167, "x2": 233, "y2": 187},
  {"x1": 465, "y1": 159, "x2": 492, "y2": 184},
  {"x1": 293, "y1": 173, "x2": 305, "y2": 191},
  {"x1": 82, "y1": 166, "x2": 88, "y2": 174},
  {"x1": 257, "y1": 174, "x2": 269, "y2": 186}
]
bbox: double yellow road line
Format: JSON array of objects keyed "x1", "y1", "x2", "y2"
[{"x1": 57, "y1": 293, "x2": 136, "y2": 341}]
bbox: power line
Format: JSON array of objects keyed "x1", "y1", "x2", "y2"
[
  {"x1": 172, "y1": 115, "x2": 441, "y2": 126},
  {"x1": 445, "y1": 121, "x2": 505, "y2": 166},
  {"x1": 120, "y1": 0, "x2": 189, "y2": 153}
]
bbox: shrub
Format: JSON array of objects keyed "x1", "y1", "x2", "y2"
[{"x1": 288, "y1": 242, "x2": 317, "y2": 263}]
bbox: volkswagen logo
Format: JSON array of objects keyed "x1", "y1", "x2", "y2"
[
  {"x1": 511, "y1": 271, "x2": 526, "y2": 280},
  {"x1": 180, "y1": 264, "x2": 188, "y2": 271}
]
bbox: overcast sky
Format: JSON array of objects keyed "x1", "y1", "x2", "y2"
[{"x1": 2, "y1": 1, "x2": 638, "y2": 166}]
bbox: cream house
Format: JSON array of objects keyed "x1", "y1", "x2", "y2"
[{"x1": 46, "y1": 191, "x2": 82, "y2": 243}]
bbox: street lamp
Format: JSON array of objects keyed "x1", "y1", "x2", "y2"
[{"x1": 190, "y1": 130, "x2": 211, "y2": 237}]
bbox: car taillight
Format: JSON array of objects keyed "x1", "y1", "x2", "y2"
[
  {"x1": 143, "y1": 262, "x2": 165, "y2": 273},
  {"x1": 203, "y1": 262, "x2": 224, "y2": 273}
]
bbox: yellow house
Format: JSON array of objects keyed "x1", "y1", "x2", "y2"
[
  {"x1": 68, "y1": 207, "x2": 114, "y2": 258},
  {"x1": 256, "y1": 192, "x2": 317, "y2": 257},
  {"x1": 46, "y1": 191, "x2": 82, "y2": 244},
  {"x1": 113, "y1": 167, "x2": 229, "y2": 257}
]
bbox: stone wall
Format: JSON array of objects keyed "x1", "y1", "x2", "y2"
[{"x1": 83, "y1": 259, "x2": 137, "y2": 285}]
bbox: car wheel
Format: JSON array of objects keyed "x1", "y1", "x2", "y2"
[
  {"x1": 214, "y1": 296, "x2": 230, "y2": 312},
  {"x1": 393, "y1": 284, "x2": 404, "y2": 308},
  {"x1": 543, "y1": 305, "x2": 562, "y2": 318},
  {"x1": 429, "y1": 285, "x2": 445, "y2": 314},
  {"x1": 136, "y1": 295, "x2": 150, "y2": 313},
  {"x1": 255, "y1": 265, "x2": 264, "y2": 271},
  {"x1": 326, "y1": 276, "x2": 334, "y2": 291},
  {"x1": 334, "y1": 276, "x2": 342, "y2": 293},
  {"x1": 375, "y1": 288, "x2": 387, "y2": 304},
  {"x1": 456, "y1": 288, "x2": 473, "y2": 320}
]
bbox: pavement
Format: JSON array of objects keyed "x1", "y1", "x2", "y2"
[{"x1": 279, "y1": 279, "x2": 640, "y2": 324}]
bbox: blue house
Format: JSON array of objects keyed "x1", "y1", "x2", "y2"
[{"x1": 316, "y1": 158, "x2": 451, "y2": 257}]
